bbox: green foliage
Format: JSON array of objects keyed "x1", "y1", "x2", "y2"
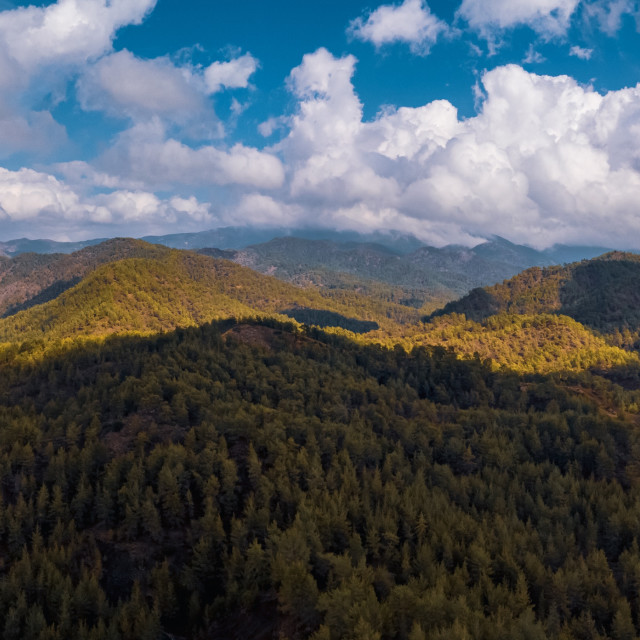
[
  {"x1": 0, "y1": 319, "x2": 640, "y2": 637},
  {"x1": 430, "y1": 252, "x2": 640, "y2": 335}
]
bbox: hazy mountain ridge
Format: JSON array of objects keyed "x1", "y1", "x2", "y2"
[
  {"x1": 0, "y1": 227, "x2": 427, "y2": 257},
  {"x1": 199, "y1": 236, "x2": 619, "y2": 302}
]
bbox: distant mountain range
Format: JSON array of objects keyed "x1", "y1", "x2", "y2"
[
  {"x1": 0, "y1": 225, "x2": 614, "y2": 262},
  {"x1": 199, "y1": 234, "x2": 616, "y2": 299},
  {"x1": 0, "y1": 229, "x2": 626, "y2": 322},
  {"x1": 0, "y1": 227, "x2": 426, "y2": 257}
]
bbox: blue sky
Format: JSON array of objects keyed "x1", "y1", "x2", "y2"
[{"x1": 0, "y1": 0, "x2": 639, "y2": 248}]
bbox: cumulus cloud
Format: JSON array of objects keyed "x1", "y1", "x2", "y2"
[
  {"x1": 0, "y1": 0, "x2": 158, "y2": 159},
  {"x1": 348, "y1": 0, "x2": 449, "y2": 54},
  {"x1": 54, "y1": 119, "x2": 285, "y2": 193},
  {"x1": 457, "y1": 0, "x2": 580, "y2": 38},
  {"x1": 243, "y1": 48, "x2": 640, "y2": 248},
  {"x1": 569, "y1": 45, "x2": 593, "y2": 59},
  {"x1": 77, "y1": 50, "x2": 208, "y2": 121},
  {"x1": 76, "y1": 48, "x2": 259, "y2": 134},
  {"x1": 0, "y1": 0, "x2": 156, "y2": 72},
  {"x1": 0, "y1": 167, "x2": 213, "y2": 239},
  {"x1": 204, "y1": 53, "x2": 259, "y2": 93}
]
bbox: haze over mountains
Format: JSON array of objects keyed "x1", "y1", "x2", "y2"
[{"x1": 0, "y1": 228, "x2": 619, "y2": 312}]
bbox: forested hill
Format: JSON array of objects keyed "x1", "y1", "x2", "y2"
[
  {"x1": 2, "y1": 318, "x2": 640, "y2": 639},
  {"x1": 0, "y1": 249, "x2": 421, "y2": 349},
  {"x1": 0, "y1": 238, "x2": 172, "y2": 318},
  {"x1": 1, "y1": 242, "x2": 638, "y2": 375},
  {"x1": 429, "y1": 252, "x2": 640, "y2": 333}
]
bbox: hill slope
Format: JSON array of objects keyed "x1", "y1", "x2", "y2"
[
  {"x1": 1, "y1": 319, "x2": 640, "y2": 638},
  {"x1": 0, "y1": 238, "x2": 173, "y2": 317},
  {"x1": 430, "y1": 252, "x2": 640, "y2": 333},
  {"x1": 0, "y1": 250, "x2": 422, "y2": 348}
]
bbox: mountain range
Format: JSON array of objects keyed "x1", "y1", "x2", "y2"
[{"x1": 1, "y1": 231, "x2": 640, "y2": 639}]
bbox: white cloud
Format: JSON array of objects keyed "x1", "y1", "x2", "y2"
[
  {"x1": 0, "y1": 167, "x2": 213, "y2": 239},
  {"x1": 230, "y1": 194, "x2": 302, "y2": 227},
  {"x1": 584, "y1": 0, "x2": 636, "y2": 35},
  {"x1": 63, "y1": 120, "x2": 285, "y2": 192},
  {"x1": 0, "y1": 0, "x2": 158, "y2": 160},
  {"x1": 457, "y1": 0, "x2": 580, "y2": 38},
  {"x1": 204, "y1": 53, "x2": 259, "y2": 93},
  {"x1": 0, "y1": 0, "x2": 156, "y2": 72},
  {"x1": 77, "y1": 49, "x2": 259, "y2": 134},
  {"x1": 77, "y1": 50, "x2": 208, "y2": 121},
  {"x1": 231, "y1": 49, "x2": 640, "y2": 249},
  {"x1": 569, "y1": 45, "x2": 593, "y2": 59},
  {"x1": 523, "y1": 44, "x2": 546, "y2": 64},
  {"x1": 348, "y1": 0, "x2": 449, "y2": 54},
  {"x1": 360, "y1": 101, "x2": 462, "y2": 162}
]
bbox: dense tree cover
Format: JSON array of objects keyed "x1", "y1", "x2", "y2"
[
  {"x1": 0, "y1": 239, "x2": 173, "y2": 318},
  {"x1": 1, "y1": 249, "x2": 634, "y2": 376},
  {"x1": 392, "y1": 313, "x2": 639, "y2": 374},
  {"x1": 431, "y1": 253, "x2": 640, "y2": 334},
  {"x1": 1, "y1": 319, "x2": 640, "y2": 638},
  {"x1": 0, "y1": 251, "x2": 420, "y2": 351}
]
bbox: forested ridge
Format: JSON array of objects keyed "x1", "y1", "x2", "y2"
[
  {"x1": 432, "y1": 252, "x2": 640, "y2": 333},
  {"x1": 1, "y1": 245, "x2": 637, "y2": 375},
  {"x1": 1, "y1": 318, "x2": 640, "y2": 638},
  {"x1": 2, "y1": 243, "x2": 640, "y2": 638}
]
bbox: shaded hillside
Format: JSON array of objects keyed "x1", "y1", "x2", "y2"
[
  {"x1": 0, "y1": 238, "x2": 172, "y2": 317},
  {"x1": 430, "y1": 252, "x2": 640, "y2": 333},
  {"x1": 2, "y1": 319, "x2": 640, "y2": 638}
]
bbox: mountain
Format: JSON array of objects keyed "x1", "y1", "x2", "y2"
[
  {"x1": 199, "y1": 236, "x2": 612, "y2": 301},
  {"x1": 0, "y1": 227, "x2": 427, "y2": 257},
  {"x1": 429, "y1": 251, "x2": 640, "y2": 334},
  {"x1": 0, "y1": 242, "x2": 636, "y2": 376},
  {"x1": 142, "y1": 226, "x2": 427, "y2": 254},
  {"x1": 0, "y1": 238, "x2": 173, "y2": 318},
  {"x1": 0, "y1": 236, "x2": 106, "y2": 257}
]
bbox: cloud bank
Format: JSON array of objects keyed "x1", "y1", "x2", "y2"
[
  {"x1": 242, "y1": 49, "x2": 640, "y2": 249},
  {"x1": 1, "y1": 0, "x2": 640, "y2": 248}
]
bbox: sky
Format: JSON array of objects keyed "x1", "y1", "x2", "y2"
[{"x1": 0, "y1": 1, "x2": 639, "y2": 248}]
